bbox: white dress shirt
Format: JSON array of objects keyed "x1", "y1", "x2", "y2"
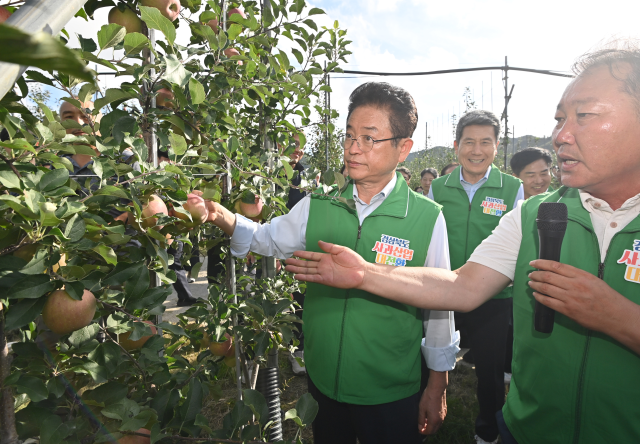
[
  {"x1": 231, "y1": 174, "x2": 460, "y2": 371},
  {"x1": 469, "y1": 190, "x2": 640, "y2": 279}
]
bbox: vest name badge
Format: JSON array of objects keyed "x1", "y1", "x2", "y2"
[
  {"x1": 372, "y1": 234, "x2": 414, "y2": 267},
  {"x1": 481, "y1": 196, "x2": 507, "y2": 216},
  {"x1": 617, "y1": 239, "x2": 640, "y2": 283}
]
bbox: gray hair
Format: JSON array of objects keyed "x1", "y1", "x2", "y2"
[
  {"x1": 455, "y1": 110, "x2": 501, "y2": 143},
  {"x1": 573, "y1": 40, "x2": 640, "y2": 114}
]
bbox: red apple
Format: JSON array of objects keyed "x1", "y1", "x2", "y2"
[
  {"x1": 118, "y1": 428, "x2": 151, "y2": 444},
  {"x1": 209, "y1": 332, "x2": 232, "y2": 356},
  {"x1": 140, "y1": 0, "x2": 180, "y2": 21},
  {"x1": 227, "y1": 7, "x2": 246, "y2": 20},
  {"x1": 108, "y1": 7, "x2": 143, "y2": 34},
  {"x1": 156, "y1": 88, "x2": 175, "y2": 109},
  {"x1": 119, "y1": 320, "x2": 157, "y2": 351},
  {"x1": 206, "y1": 18, "x2": 219, "y2": 33},
  {"x1": 223, "y1": 48, "x2": 243, "y2": 65},
  {"x1": 129, "y1": 194, "x2": 168, "y2": 230},
  {"x1": 183, "y1": 193, "x2": 209, "y2": 226},
  {"x1": 225, "y1": 341, "x2": 236, "y2": 358},
  {"x1": 42, "y1": 290, "x2": 97, "y2": 335},
  {"x1": 0, "y1": 7, "x2": 12, "y2": 23},
  {"x1": 234, "y1": 196, "x2": 263, "y2": 219}
]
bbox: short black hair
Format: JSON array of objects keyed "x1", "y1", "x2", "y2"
[
  {"x1": 414, "y1": 186, "x2": 423, "y2": 192},
  {"x1": 440, "y1": 162, "x2": 459, "y2": 177},
  {"x1": 455, "y1": 110, "x2": 500, "y2": 143},
  {"x1": 396, "y1": 166, "x2": 411, "y2": 179},
  {"x1": 420, "y1": 168, "x2": 438, "y2": 179},
  {"x1": 0, "y1": 128, "x2": 9, "y2": 142},
  {"x1": 510, "y1": 147, "x2": 553, "y2": 176},
  {"x1": 347, "y1": 82, "x2": 418, "y2": 143}
]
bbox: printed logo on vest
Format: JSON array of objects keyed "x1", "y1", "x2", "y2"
[
  {"x1": 481, "y1": 196, "x2": 507, "y2": 216},
  {"x1": 372, "y1": 234, "x2": 414, "y2": 267},
  {"x1": 617, "y1": 239, "x2": 640, "y2": 283}
]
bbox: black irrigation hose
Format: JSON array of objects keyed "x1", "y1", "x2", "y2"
[{"x1": 255, "y1": 366, "x2": 283, "y2": 442}]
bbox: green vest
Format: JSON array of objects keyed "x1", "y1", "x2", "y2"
[
  {"x1": 305, "y1": 173, "x2": 442, "y2": 404},
  {"x1": 504, "y1": 187, "x2": 640, "y2": 444},
  {"x1": 430, "y1": 165, "x2": 522, "y2": 299}
]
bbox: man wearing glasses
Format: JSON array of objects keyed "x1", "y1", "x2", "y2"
[{"x1": 205, "y1": 82, "x2": 459, "y2": 443}]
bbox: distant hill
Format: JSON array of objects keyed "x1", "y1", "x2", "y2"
[{"x1": 406, "y1": 135, "x2": 554, "y2": 164}]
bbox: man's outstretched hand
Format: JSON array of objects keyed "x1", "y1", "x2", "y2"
[{"x1": 285, "y1": 240, "x2": 367, "y2": 289}]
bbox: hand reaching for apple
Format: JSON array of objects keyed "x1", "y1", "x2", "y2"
[{"x1": 285, "y1": 241, "x2": 367, "y2": 289}]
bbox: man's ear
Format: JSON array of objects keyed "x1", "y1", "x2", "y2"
[
  {"x1": 454, "y1": 140, "x2": 459, "y2": 156},
  {"x1": 494, "y1": 139, "x2": 500, "y2": 156},
  {"x1": 397, "y1": 138, "x2": 414, "y2": 162}
]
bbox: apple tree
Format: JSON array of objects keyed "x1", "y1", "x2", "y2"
[{"x1": 0, "y1": 0, "x2": 351, "y2": 442}]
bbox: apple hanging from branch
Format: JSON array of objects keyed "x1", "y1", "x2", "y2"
[
  {"x1": 108, "y1": 6, "x2": 143, "y2": 34},
  {"x1": 42, "y1": 289, "x2": 97, "y2": 335}
]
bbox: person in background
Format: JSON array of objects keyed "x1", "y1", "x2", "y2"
[
  {"x1": 510, "y1": 147, "x2": 553, "y2": 199},
  {"x1": 427, "y1": 110, "x2": 524, "y2": 444},
  {"x1": 397, "y1": 166, "x2": 411, "y2": 185},
  {"x1": 414, "y1": 186, "x2": 424, "y2": 194},
  {"x1": 204, "y1": 82, "x2": 458, "y2": 443},
  {"x1": 440, "y1": 162, "x2": 459, "y2": 177},
  {"x1": 420, "y1": 168, "x2": 438, "y2": 196}
]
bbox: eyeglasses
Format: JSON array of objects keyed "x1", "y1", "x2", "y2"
[{"x1": 343, "y1": 133, "x2": 405, "y2": 152}]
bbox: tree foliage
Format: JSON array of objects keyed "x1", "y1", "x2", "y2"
[{"x1": 0, "y1": 0, "x2": 351, "y2": 442}]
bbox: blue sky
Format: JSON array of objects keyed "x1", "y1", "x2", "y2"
[{"x1": 44, "y1": 0, "x2": 640, "y2": 152}]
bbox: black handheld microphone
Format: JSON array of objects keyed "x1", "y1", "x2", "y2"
[{"x1": 534, "y1": 202, "x2": 568, "y2": 334}]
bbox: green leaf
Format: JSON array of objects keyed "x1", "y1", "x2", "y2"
[
  {"x1": 0, "y1": 25, "x2": 94, "y2": 82},
  {"x1": 123, "y1": 32, "x2": 149, "y2": 55},
  {"x1": 295, "y1": 392, "x2": 319, "y2": 426},
  {"x1": 228, "y1": 23, "x2": 243, "y2": 40},
  {"x1": 93, "y1": 185, "x2": 129, "y2": 199},
  {"x1": 77, "y1": 34, "x2": 98, "y2": 52},
  {"x1": 15, "y1": 374, "x2": 48, "y2": 403},
  {"x1": 64, "y1": 281, "x2": 85, "y2": 301},
  {"x1": 83, "y1": 381, "x2": 128, "y2": 407},
  {"x1": 188, "y1": 77, "x2": 205, "y2": 105},
  {"x1": 78, "y1": 83, "x2": 99, "y2": 103},
  {"x1": 308, "y1": 7, "x2": 325, "y2": 15},
  {"x1": 40, "y1": 415, "x2": 70, "y2": 444},
  {"x1": 20, "y1": 247, "x2": 48, "y2": 275},
  {"x1": 103, "y1": 262, "x2": 140, "y2": 286},
  {"x1": 26, "y1": 70, "x2": 55, "y2": 87},
  {"x1": 168, "y1": 132, "x2": 187, "y2": 155},
  {"x1": 162, "y1": 54, "x2": 190, "y2": 87},
  {"x1": 0, "y1": 139, "x2": 36, "y2": 153},
  {"x1": 94, "y1": 88, "x2": 136, "y2": 111},
  {"x1": 64, "y1": 214, "x2": 86, "y2": 242},
  {"x1": 93, "y1": 244, "x2": 118, "y2": 265},
  {"x1": 139, "y1": 5, "x2": 176, "y2": 46},
  {"x1": 179, "y1": 378, "x2": 204, "y2": 422},
  {"x1": 97, "y1": 23, "x2": 126, "y2": 51},
  {"x1": 243, "y1": 389, "x2": 269, "y2": 426},
  {"x1": 0, "y1": 170, "x2": 21, "y2": 189},
  {"x1": 7, "y1": 274, "x2": 56, "y2": 299},
  {"x1": 124, "y1": 264, "x2": 150, "y2": 297},
  {"x1": 4, "y1": 297, "x2": 47, "y2": 330},
  {"x1": 37, "y1": 168, "x2": 69, "y2": 192},
  {"x1": 280, "y1": 158, "x2": 294, "y2": 179}
]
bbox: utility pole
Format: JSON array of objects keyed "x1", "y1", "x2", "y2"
[{"x1": 501, "y1": 56, "x2": 515, "y2": 171}]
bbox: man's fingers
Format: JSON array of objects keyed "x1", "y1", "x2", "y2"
[
  {"x1": 285, "y1": 264, "x2": 317, "y2": 274},
  {"x1": 533, "y1": 291, "x2": 566, "y2": 312},
  {"x1": 529, "y1": 260, "x2": 580, "y2": 278},
  {"x1": 285, "y1": 257, "x2": 318, "y2": 268},
  {"x1": 528, "y1": 270, "x2": 573, "y2": 292},
  {"x1": 318, "y1": 240, "x2": 342, "y2": 255},
  {"x1": 292, "y1": 273, "x2": 325, "y2": 284},
  {"x1": 290, "y1": 250, "x2": 324, "y2": 261}
]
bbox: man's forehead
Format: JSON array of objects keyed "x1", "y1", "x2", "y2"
[{"x1": 59, "y1": 101, "x2": 94, "y2": 115}]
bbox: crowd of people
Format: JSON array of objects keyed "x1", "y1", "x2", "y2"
[{"x1": 40, "y1": 40, "x2": 640, "y2": 444}]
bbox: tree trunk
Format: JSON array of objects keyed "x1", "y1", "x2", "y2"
[{"x1": 0, "y1": 305, "x2": 19, "y2": 444}]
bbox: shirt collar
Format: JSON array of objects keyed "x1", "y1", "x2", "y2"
[
  {"x1": 352, "y1": 173, "x2": 398, "y2": 205},
  {"x1": 460, "y1": 164, "x2": 492, "y2": 185},
  {"x1": 579, "y1": 189, "x2": 640, "y2": 214}
]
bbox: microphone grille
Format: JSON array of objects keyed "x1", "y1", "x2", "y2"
[{"x1": 536, "y1": 202, "x2": 568, "y2": 231}]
